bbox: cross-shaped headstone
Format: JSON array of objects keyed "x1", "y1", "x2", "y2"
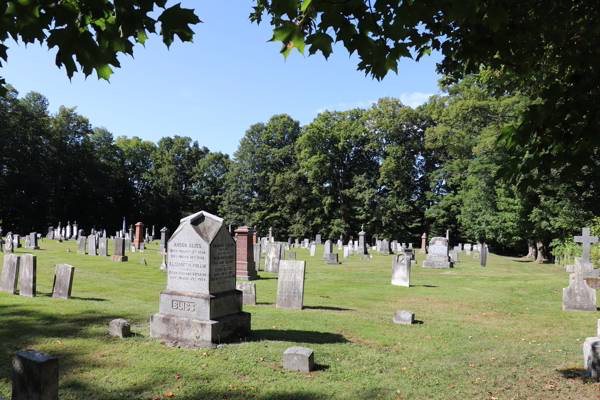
[{"x1": 574, "y1": 227, "x2": 598, "y2": 264}]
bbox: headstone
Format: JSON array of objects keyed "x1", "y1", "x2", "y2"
[
  {"x1": 422, "y1": 237, "x2": 453, "y2": 269},
  {"x1": 28, "y1": 232, "x2": 39, "y2": 250},
  {"x1": 464, "y1": 244, "x2": 472, "y2": 251},
  {"x1": 46, "y1": 227, "x2": 54, "y2": 239},
  {"x1": 328, "y1": 252, "x2": 341, "y2": 264},
  {"x1": 337, "y1": 239, "x2": 342, "y2": 250},
  {"x1": 88, "y1": 235, "x2": 97, "y2": 256},
  {"x1": 288, "y1": 251, "x2": 296, "y2": 260},
  {"x1": 235, "y1": 226, "x2": 259, "y2": 280},
  {"x1": 309, "y1": 243, "x2": 316, "y2": 256},
  {"x1": 295, "y1": 238, "x2": 299, "y2": 247},
  {"x1": 77, "y1": 236, "x2": 86, "y2": 254},
  {"x1": 276, "y1": 260, "x2": 305, "y2": 310},
  {"x1": 379, "y1": 239, "x2": 391, "y2": 255},
  {"x1": 265, "y1": 243, "x2": 283, "y2": 273},
  {"x1": 584, "y1": 337, "x2": 600, "y2": 381},
  {"x1": 11, "y1": 350, "x2": 59, "y2": 400},
  {"x1": 150, "y1": 211, "x2": 251, "y2": 348},
  {"x1": 404, "y1": 249, "x2": 416, "y2": 265},
  {"x1": 303, "y1": 238, "x2": 309, "y2": 248},
  {"x1": 72, "y1": 222, "x2": 78, "y2": 239},
  {"x1": 111, "y1": 237, "x2": 128, "y2": 262},
  {"x1": 1, "y1": 254, "x2": 20, "y2": 294},
  {"x1": 236, "y1": 281, "x2": 257, "y2": 306},
  {"x1": 393, "y1": 310, "x2": 415, "y2": 325},
  {"x1": 480, "y1": 244, "x2": 488, "y2": 267},
  {"x1": 575, "y1": 228, "x2": 599, "y2": 264},
  {"x1": 315, "y1": 234, "x2": 322, "y2": 245},
  {"x1": 323, "y1": 240, "x2": 332, "y2": 260},
  {"x1": 140, "y1": 241, "x2": 145, "y2": 252},
  {"x1": 419, "y1": 233, "x2": 427, "y2": 253},
  {"x1": 408, "y1": 243, "x2": 413, "y2": 249},
  {"x1": 13, "y1": 234, "x2": 21, "y2": 248},
  {"x1": 574, "y1": 257, "x2": 594, "y2": 274},
  {"x1": 391, "y1": 253, "x2": 411, "y2": 287},
  {"x1": 159, "y1": 227, "x2": 170, "y2": 253},
  {"x1": 52, "y1": 264, "x2": 75, "y2": 299},
  {"x1": 287, "y1": 238, "x2": 292, "y2": 246},
  {"x1": 563, "y1": 273, "x2": 596, "y2": 311},
  {"x1": 4, "y1": 232, "x2": 13, "y2": 253},
  {"x1": 283, "y1": 346, "x2": 314, "y2": 373},
  {"x1": 343, "y1": 246, "x2": 349, "y2": 259},
  {"x1": 134, "y1": 222, "x2": 144, "y2": 249},
  {"x1": 253, "y1": 243, "x2": 261, "y2": 272},
  {"x1": 268, "y1": 227, "x2": 273, "y2": 243},
  {"x1": 279, "y1": 245, "x2": 285, "y2": 260},
  {"x1": 108, "y1": 318, "x2": 132, "y2": 338},
  {"x1": 19, "y1": 254, "x2": 36, "y2": 297}
]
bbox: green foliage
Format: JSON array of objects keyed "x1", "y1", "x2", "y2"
[{"x1": 0, "y1": 0, "x2": 200, "y2": 95}]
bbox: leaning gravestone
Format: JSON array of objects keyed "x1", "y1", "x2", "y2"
[
  {"x1": 52, "y1": 264, "x2": 75, "y2": 299},
  {"x1": 265, "y1": 243, "x2": 283, "y2": 273},
  {"x1": 0, "y1": 254, "x2": 20, "y2": 294},
  {"x1": 236, "y1": 281, "x2": 257, "y2": 306},
  {"x1": 112, "y1": 237, "x2": 128, "y2": 262},
  {"x1": 19, "y1": 254, "x2": 36, "y2": 297},
  {"x1": 392, "y1": 253, "x2": 411, "y2": 287},
  {"x1": 276, "y1": 260, "x2": 306, "y2": 310},
  {"x1": 563, "y1": 272, "x2": 596, "y2": 311},
  {"x1": 423, "y1": 237, "x2": 453, "y2": 269},
  {"x1": 150, "y1": 211, "x2": 250, "y2": 348}
]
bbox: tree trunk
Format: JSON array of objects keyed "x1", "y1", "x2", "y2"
[
  {"x1": 534, "y1": 241, "x2": 548, "y2": 263},
  {"x1": 526, "y1": 239, "x2": 537, "y2": 259}
]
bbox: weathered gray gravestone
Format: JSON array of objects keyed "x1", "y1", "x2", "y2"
[
  {"x1": 236, "y1": 281, "x2": 257, "y2": 306},
  {"x1": 28, "y1": 232, "x2": 39, "y2": 250},
  {"x1": 480, "y1": 244, "x2": 488, "y2": 267},
  {"x1": 393, "y1": 310, "x2": 415, "y2": 325},
  {"x1": 309, "y1": 243, "x2": 316, "y2": 256},
  {"x1": 343, "y1": 246, "x2": 349, "y2": 259},
  {"x1": 108, "y1": 318, "x2": 132, "y2": 338},
  {"x1": 288, "y1": 251, "x2": 296, "y2": 260},
  {"x1": 276, "y1": 260, "x2": 306, "y2": 310},
  {"x1": 422, "y1": 237, "x2": 453, "y2": 269},
  {"x1": 12, "y1": 349, "x2": 59, "y2": 400},
  {"x1": 323, "y1": 240, "x2": 332, "y2": 260},
  {"x1": 283, "y1": 346, "x2": 314, "y2": 372},
  {"x1": 404, "y1": 249, "x2": 416, "y2": 265},
  {"x1": 1, "y1": 254, "x2": 20, "y2": 294},
  {"x1": 140, "y1": 241, "x2": 145, "y2": 252},
  {"x1": 315, "y1": 234, "x2": 322, "y2": 245},
  {"x1": 112, "y1": 237, "x2": 128, "y2": 262},
  {"x1": 392, "y1": 253, "x2": 411, "y2": 287},
  {"x1": 88, "y1": 235, "x2": 97, "y2": 256},
  {"x1": 328, "y1": 252, "x2": 341, "y2": 264},
  {"x1": 5, "y1": 232, "x2": 13, "y2": 253},
  {"x1": 98, "y1": 237, "x2": 109, "y2": 257},
  {"x1": 77, "y1": 236, "x2": 86, "y2": 254},
  {"x1": 253, "y1": 243, "x2": 261, "y2": 271},
  {"x1": 52, "y1": 264, "x2": 75, "y2": 299},
  {"x1": 574, "y1": 257, "x2": 593, "y2": 274},
  {"x1": 584, "y1": 337, "x2": 600, "y2": 381},
  {"x1": 150, "y1": 211, "x2": 250, "y2": 348},
  {"x1": 563, "y1": 273, "x2": 596, "y2": 311},
  {"x1": 19, "y1": 254, "x2": 36, "y2": 297},
  {"x1": 265, "y1": 243, "x2": 283, "y2": 273},
  {"x1": 575, "y1": 227, "x2": 599, "y2": 264}
]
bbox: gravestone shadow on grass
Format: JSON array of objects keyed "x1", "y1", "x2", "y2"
[
  {"x1": 250, "y1": 329, "x2": 348, "y2": 344},
  {"x1": 37, "y1": 292, "x2": 107, "y2": 302},
  {"x1": 556, "y1": 367, "x2": 585, "y2": 380},
  {"x1": 303, "y1": 305, "x2": 355, "y2": 311}
]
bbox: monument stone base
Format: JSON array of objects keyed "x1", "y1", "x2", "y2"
[
  {"x1": 150, "y1": 289, "x2": 251, "y2": 348},
  {"x1": 423, "y1": 256, "x2": 453, "y2": 269}
]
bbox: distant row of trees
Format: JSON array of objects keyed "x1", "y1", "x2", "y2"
[{"x1": 2, "y1": 75, "x2": 599, "y2": 260}]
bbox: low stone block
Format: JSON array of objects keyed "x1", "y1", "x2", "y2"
[
  {"x1": 108, "y1": 318, "x2": 132, "y2": 338},
  {"x1": 12, "y1": 349, "x2": 59, "y2": 400},
  {"x1": 585, "y1": 337, "x2": 600, "y2": 381},
  {"x1": 111, "y1": 255, "x2": 128, "y2": 262},
  {"x1": 393, "y1": 310, "x2": 415, "y2": 325},
  {"x1": 283, "y1": 346, "x2": 314, "y2": 373},
  {"x1": 236, "y1": 281, "x2": 257, "y2": 306}
]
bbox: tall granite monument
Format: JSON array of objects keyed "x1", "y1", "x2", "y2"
[
  {"x1": 422, "y1": 237, "x2": 453, "y2": 269},
  {"x1": 150, "y1": 211, "x2": 251, "y2": 348}
]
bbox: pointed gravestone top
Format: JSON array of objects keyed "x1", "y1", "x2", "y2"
[
  {"x1": 575, "y1": 227, "x2": 598, "y2": 264},
  {"x1": 167, "y1": 211, "x2": 235, "y2": 295}
]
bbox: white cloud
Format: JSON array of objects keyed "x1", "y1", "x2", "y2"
[{"x1": 398, "y1": 92, "x2": 434, "y2": 108}]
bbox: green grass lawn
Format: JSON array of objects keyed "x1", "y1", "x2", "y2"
[{"x1": 0, "y1": 240, "x2": 597, "y2": 399}]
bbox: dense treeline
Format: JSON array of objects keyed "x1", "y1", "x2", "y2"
[{"x1": 2, "y1": 75, "x2": 599, "y2": 260}]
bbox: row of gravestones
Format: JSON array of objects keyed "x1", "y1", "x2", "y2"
[{"x1": 1, "y1": 254, "x2": 74, "y2": 299}]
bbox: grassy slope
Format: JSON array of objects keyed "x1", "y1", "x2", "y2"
[{"x1": 0, "y1": 240, "x2": 597, "y2": 399}]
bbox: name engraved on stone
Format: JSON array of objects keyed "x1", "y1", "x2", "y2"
[
  {"x1": 168, "y1": 241, "x2": 209, "y2": 286},
  {"x1": 171, "y1": 300, "x2": 196, "y2": 312}
]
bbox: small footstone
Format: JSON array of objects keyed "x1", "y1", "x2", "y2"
[
  {"x1": 12, "y1": 349, "x2": 59, "y2": 400},
  {"x1": 584, "y1": 337, "x2": 600, "y2": 381},
  {"x1": 393, "y1": 310, "x2": 415, "y2": 325},
  {"x1": 108, "y1": 318, "x2": 132, "y2": 338},
  {"x1": 283, "y1": 346, "x2": 314, "y2": 373},
  {"x1": 140, "y1": 258, "x2": 147, "y2": 265}
]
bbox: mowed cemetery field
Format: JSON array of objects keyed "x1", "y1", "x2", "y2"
[{"x1": 0, "y1": 240, "x2": 597, "y2": 399}]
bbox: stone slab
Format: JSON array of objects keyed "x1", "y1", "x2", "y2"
[
  {"x1": 393, "y1": 310, "x2": 415, "y2": 325},
  {"x1": 236, "y1": 281, "x2": 257, "y2": 306},
  {"x1": 276, "y1": 260, "x2": 305, "y2": 310},
  {"x1": 392, "y1": 254, "x2": 411, "y2": 287},
  {"x1": 19, "y1": 254, "x2": 36, "y2": 297},
  {"x1": 52, "y1": 264, "x2": 74, "y2": 299},
  {"x1": 108, "y1": 318, "x2": 132, "y2": 338},
  {"x1": 563, "y1": 273, "x2": 596, "y2": 311},
  {"x1": 12, "y1": 349, "x2": 59, "y2": 400},
  {"x1": 283, "y1": 346, "x2": 314, "y2": 373}
]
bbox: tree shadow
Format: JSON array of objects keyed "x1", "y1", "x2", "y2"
[
  {"x1": 303, "y1": 306, "x2": 355, "y2": 311},
  {"x1": 249, "y1": 329, "x2": 348, "y2": 344}
]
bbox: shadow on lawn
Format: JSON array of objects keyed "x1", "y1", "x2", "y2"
[
  {"x1": 37, "y1": 292, "x2": 107, "y2": 301},
  {"x1": 304, "y1": 306, "x2": 355, "y2": 311},
  {"x1": 250, "y1": 329, "x2": 348, "y2": 344},
  {"x1": 556, "y1": 367, "x2": 586, "y2": 380}
]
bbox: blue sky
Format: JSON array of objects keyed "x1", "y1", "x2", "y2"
[{"x1": 2, "y1": 1, "x2": 443, "y2": 156}]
